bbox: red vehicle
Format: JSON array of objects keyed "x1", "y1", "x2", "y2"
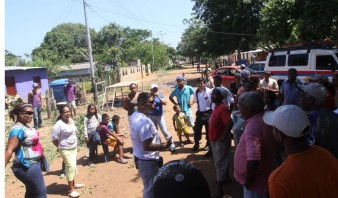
[{"x1": 211, "y1": 65, "x2": 263, "y2": 88}]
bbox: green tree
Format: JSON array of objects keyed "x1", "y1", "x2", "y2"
[
  {"x1": 258, "y1": 0, "x2": 338, "y2": 48},
  {"x1": 192, "y1": 0, "x2": 264, "y2": 56},
  {"x1": 32, "y1": 23, "x2": 97, "y2": 65},
  {"x1": 5, "y1": 50, "x2": 20, "y2": 66}
]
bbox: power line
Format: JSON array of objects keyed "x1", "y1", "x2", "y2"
[{"x1": 208, "y1": 31, "x2": 257, "y2": 36}]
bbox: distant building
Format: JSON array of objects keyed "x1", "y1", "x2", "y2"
[
  {"x1": 57, "y1": 62, "x2": 95, "y2": 81},
  {"x1": 5, "y1": 66, "x2": 49, "y2": 99}
]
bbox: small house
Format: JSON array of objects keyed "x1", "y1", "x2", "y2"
[{"x1": 5, "y1": 66, "x2": 49, "y2": 100}]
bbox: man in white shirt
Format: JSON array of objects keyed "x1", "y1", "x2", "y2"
[
  {"x1": 259, "y1": 70, "x2": 279, "y2": 92},
  {"x1": 191, "y1": 77, "x2": 212, "y2": 152},
  {"x1": 129, "y1": 92, "x2": 172, "y2": 198}
]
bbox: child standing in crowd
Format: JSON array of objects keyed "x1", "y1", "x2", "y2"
[
  {"x1": 172, "y1": 104, "x2": 193, "y2": 147},
  {"x1": 108, "y1": 115, "x2": 125, "y2": 160},
  {"x1": 98, "y1": 114, "x2": 128, "y2": 164}
]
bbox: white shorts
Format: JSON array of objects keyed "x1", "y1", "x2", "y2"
[{"x1": 67, "y1": 100, "x2": 77, "y2": 109}]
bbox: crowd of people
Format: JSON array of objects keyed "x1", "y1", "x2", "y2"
[{"x1": 5, "y1": 65, "x2": 338, "y2": 198}]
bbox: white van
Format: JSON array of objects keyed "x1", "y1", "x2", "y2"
[{"x1": 265, "y1": 47, "x2": 338, "y2": 84}]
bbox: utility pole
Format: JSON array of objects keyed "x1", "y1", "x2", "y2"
[
  {"x1": 158, "y1": 31, "x2": 166, "y2": 43},
  {"x1": 151, "y1": 31, "x2": 154, "y2": 67},
  {"x1": 83, "y1": 0, "x2": 98, "y2": 103}
]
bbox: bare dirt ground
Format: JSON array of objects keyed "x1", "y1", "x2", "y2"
[{"x1": 5, "y1": 65, "x2": 243, "y2": 198}]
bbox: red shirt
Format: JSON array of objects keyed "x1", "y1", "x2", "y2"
[{"x1": 208, "y1": 103, "x2": 231, "y2": 141}]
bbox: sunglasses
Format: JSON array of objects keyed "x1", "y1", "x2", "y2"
[
  {"x1": 20, "y1": 111, "x2": 34, "y2": 115},
  {"x1": 147, "y1": 100, "x2": 155, "y2": 104}
]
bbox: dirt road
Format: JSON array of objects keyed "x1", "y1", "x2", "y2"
[{"x1": 5, "y1": 65, "x2": 243, "y2": 198}]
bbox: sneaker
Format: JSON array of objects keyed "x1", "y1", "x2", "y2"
[
  {"x1": 59, "y1": 173, "x2": 65, "y2": 179},
  {"x1": 204, "y1": 150, "x2": 213, "y2": 157},
  {"x1": 191, "y1": 143, "x2": 199, "y2": 151},
  {"x1": 68, "y1": 191, "x2": 80, "y2": 198},
  {"x1": 74, "y1": 183, "x2": 84, "y2": 189},
  {"x1": 88, "y1": 161, "x2": 95, "y2": 167},
  {"x1": 117, "y1": 158, "x2": 128, "y2": 164},
  {"x1": 203, "y1": 145, "x2": 210, "y2": 151}
]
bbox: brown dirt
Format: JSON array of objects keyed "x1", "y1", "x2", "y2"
[{"x1": 5, "y1": 65, "x2": 243, "y2": 198}]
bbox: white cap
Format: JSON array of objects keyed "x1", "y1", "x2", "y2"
[
  {"x1": 33, "y1": 83, "x2": 38, "y2": 87},
  {"x1": 150, "y1": 84, "x2": 158, "y2": 89},
  {"x1": 301, "y1": 83, "x2": 327, "y2": 103},
  {"x1": 263, "y1": 105, "x2": 310, "y2": 137}
]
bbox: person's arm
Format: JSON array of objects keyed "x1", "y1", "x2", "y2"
[
  {"x1": 172, "y1": 118, "x2": 177, "y2": 131},
  {"x1": 142, "y1": 137, "x2": 172, "y2": 151},
  {"x1": 244, "y1": 160, "x2": 260, "y2": 189},
  {"x1": 209, "y1": 77, "x2": 215, "y2": 88},
  {"x1": 122, "y1": 96, "x2": 130, "y2": 110},
  {"x1": 5, "y1": 136, "x2": 20, "y2": 167},
  {"x1": 64, "y1": 86, "x2": 67, "y2": 97},
  {"x1": 83, "y1": 117, "x2": 89, "y2": 142},
  {"x1": 157, "y1": 95, "x2": 167, "y2": 105},
  {"x1": 39, "y1": 91, "x2": 43, "y2": 107},
  {"x1": 27, "y1": 91, "x2": 33, "y2": 104},
  {"x1": 169, "y1": 96, "x2": 177, "y2": 105}
]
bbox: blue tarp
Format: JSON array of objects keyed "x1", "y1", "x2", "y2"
[{"x1": 49, "y1": 79, "x2": 76, "y2": 103}]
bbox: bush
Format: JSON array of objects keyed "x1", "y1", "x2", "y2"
[{"x1": 75, "y1": 114, "x2": 87, "y2": 148}]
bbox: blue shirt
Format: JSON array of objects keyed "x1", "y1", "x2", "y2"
[
  {"x1": 169, "y1": 85, "x2": 195, "y2": 112},
  {"x1": 280, "y1": 78, "x2": 303, "y2": 106},
  {"x1": 107, "y1": 121, "x2": 117, "y2": 132},
  {"x1": 149, "y1": 95, "x2": 164, "y2": 116}
]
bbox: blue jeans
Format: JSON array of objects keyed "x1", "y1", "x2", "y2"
[
  {"x1": 12, "y1": 162, "x2": 47, "y2": 198},
  {"x1": 33, "y1": 106, "x2": 42, "y2": 129},
  {"x1": 149, "y1": 115, "x2": 171, "y2": 139},
  {"x1": 243, "y1": 186, "x2": 268, "y2": 198},
  {"x1": 136, "y1": 159, "x2": 159, "y2": 198}
]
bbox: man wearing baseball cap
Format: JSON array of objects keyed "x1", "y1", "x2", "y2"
[
  {"x1": 149, "y1": 84, "x2": 176, "y2": 152},
  {"x1": 299, "y1": 83, "x2": 338, "y2": 158},
  {"x1": 28, "y1": 83, "x2": 43, "y2": 129},
  {"x1": 169, "y1": 76, "x2": 195, "y2": 128},
  {"x1": 263, "y1": 105, "x2": 338, "y2": 197}
]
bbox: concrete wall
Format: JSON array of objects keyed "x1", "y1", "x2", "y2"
[{"x1": 119, "y1": 64, "x2": 152, "y2": 82}]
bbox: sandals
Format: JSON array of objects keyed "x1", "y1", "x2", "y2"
[
  {"x1": 68, "y1": 191, "x2": 80, "y2": 198},
  {"x1": 117, "y1": 158, "x2": 128, "y2": 164}
]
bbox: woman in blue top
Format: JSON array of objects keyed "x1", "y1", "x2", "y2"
[{"x1": 5, "y1": 103, "x2": 47, "y2": 198}]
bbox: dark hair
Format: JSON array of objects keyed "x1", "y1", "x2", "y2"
[
  {"x1": 239, "y1": 91, "x2": 264, "y2": 114},
  {"x1": 129, "y1": 83, "x2": 137, "y2": 89},
  {"x1": 196, "y1": 77, "x2": 205, "y2": 83},
  {"x1": 9, "y1": 103, "x2": 32, "y2": 122},
  {"x1": 112, "y1": 115, "x2": 120, "y2": 122},
  {"x1": 56, "y1": 105, "x2": 70, "y2": 121},
  {"x1": 137, "y1": 92, "x2": 152, "y2": 105},
  {"x1": 101, "y1": 113, "x2": 109, "y2": 122},
  {"x1": 86, "y1": 104, "x2": 98, "y2": 120},
  {"x1": 213, "y1": 75, "x2": 222, "y2": 82},
  {"x1": 173, "y1": 104, "x2": 180, "y2": 110},
  {"x1": 265, "y1": 90, "x2": 276, "y2": 103}
]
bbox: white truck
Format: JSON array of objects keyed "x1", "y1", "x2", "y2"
[{"x1": 264, "y1": 47, "x2": 338, "y2": 85}]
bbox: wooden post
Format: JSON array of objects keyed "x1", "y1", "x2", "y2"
[{"x1": 45, "y1": 89, "x2": 51, "y2": 119}]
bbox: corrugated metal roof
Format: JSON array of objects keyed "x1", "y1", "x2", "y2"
[
  {"x1": 59, "y1": 62, "x2": 93, "y2": 71},
  {"x1": 5, "y1": 66, "x2": 46, "y2": 71}
]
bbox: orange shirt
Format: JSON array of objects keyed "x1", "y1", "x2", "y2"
[{"x1": 269, "y1": 146, "x2": 338, "y2": 198}]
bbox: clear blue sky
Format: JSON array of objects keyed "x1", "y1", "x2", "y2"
[{"x1": 5, "y1": 0, "x2": 195, "y2": 57}]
